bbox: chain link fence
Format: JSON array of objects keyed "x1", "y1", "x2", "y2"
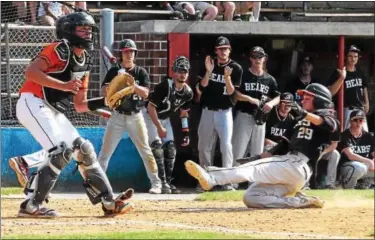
[{"x1": 1, "y1": 24, "x2": 102, "y2": 127}]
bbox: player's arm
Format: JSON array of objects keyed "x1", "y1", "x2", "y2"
[
  {"x1": 147, "y1": 103, "x2": 163, "y2": 130},
  {"x1": 264, "y1": 78, "x2": 280, "y2": 111},
  {"x1": 147, "y1": 84, "x2": 165, "y2": 131},
  {"x1": 363, "y1": 87, "x2": 369, "y2": 114},
  {"x1": 199, "y1": 56, "x2": 214, "y2": 88},
  {"x1": 235, "y1": 90, "x2": 259, "y2": 105},
  {"x1": 224, "y1": 64, "x2": 242, "y2": 95},
  {"x1": 264, "y1": 138, "x2": 277, "y2": 146},
  {"x1": 74, "y1": 73, "x2": 106, "y2": 113},
  {"x1": 327, "y1": 68, "x2": 345, "y2": 96},
  {"x1": 342, "y1": 147, "x2": 374, "y2": 166}
]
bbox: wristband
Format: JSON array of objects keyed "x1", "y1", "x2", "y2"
[{"x1": 181, "y1": 117, "x2": 189, "y2": 131}]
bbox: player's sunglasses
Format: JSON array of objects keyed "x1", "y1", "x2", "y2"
[
  {"x1": 250, "y1": 55, "x2": 264, "y2": 59},
  {"x1": 351, "y1": 118, "x2": 364, "y2": 123}
]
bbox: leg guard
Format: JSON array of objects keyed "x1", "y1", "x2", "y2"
[
  {"x1": 26, "y1": 142, "x2": 73, "y2": 213},
  {"x1": 151, "y1": 140, "x2": 167, "y2": 183},
  {"x1": 163, "y1": 141, "x2": 177, "y2": 185},
  {"x1": 73, "y1": 137, "x2": 114, "y2": 205}
]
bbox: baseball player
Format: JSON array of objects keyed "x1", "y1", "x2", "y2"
[
  {"x1": 232, "y1": 46, "x2": 280, "y2": 162},
  {"x1": 327, "y1": 45, "x2": 370, "y2": 131},
  {"x1": 143, "y1": 56, "x2": 194, "y2": 194},
  {"x1": 338, "y1": 109, "x2": 374, "y2": 189},
  {"x1": 263, "y1": 92, "x2": 295, "y2": 152},
  {"x1": 15, "y1": 12, "x2": 134, "y2": 217},
  {"x1": 186, "y1": 83, "x2": 339, "y2": 209},
  {"x1": 97, "y1": 39, "x2": 162, "y2": 194},
  {"x1": 196, "y1": 36, "x2": 243, "y2": 191}
]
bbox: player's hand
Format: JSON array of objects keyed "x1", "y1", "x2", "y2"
[
  {"x1": 248, "y1": 97, "x2": 260, "y2": 107},
  {"x1": 367, "y1": 160, "x2": 374, "y2": 172},
  {"x1": 224, "y1": 66, "x2": 232, "y2": 78},
  {"x1": 181, "y1": 136, "x2": 190, "y2": 147},
  {"x1": 262, "y1": 102, "x2": 273, "y2": 113},
  {"x1": 290, "y1": 101, "x2": 307, "y2": 120},
  {"x1": 62, "y1": 79, "x2": 82, "y2": 94},
  {"x1": 337, "y1": 67, "x2": 347, "y2": 80},
  {"x1": 205, "y1": 56, "x2": 214, "y2": 73},
  {"x1": 157, "y1": 127, "x2": 167, "y2": 139},
  {"x1": 260, "y1": 152, "x2": 272, "y2": 159}
]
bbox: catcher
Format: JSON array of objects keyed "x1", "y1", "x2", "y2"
[
  {"x1": 143, "y1": 56, "x2": 194, "y2": 194},
  {"x1": 98, "y1": 39, "x2": 162, "y2": 194},
  {"x1": 232, "y1": 46, "x2": 280, "y2": 164},
  {"x1": 16, "y1": 12, "x2": 133, "y2": 217}
]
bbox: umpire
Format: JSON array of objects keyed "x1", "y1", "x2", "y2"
[
  {"x1": 197, "y1": 36, "x2": 243, "y2": 191},
  {"x1": 232, "y1": 46, "x2": 280, "y2": 162},
  {"x1": 98, "y1": 39, "x2": 162, "y2": 194}
]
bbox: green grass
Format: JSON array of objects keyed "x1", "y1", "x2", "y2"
[
  {"x1": 196, "y1": 189, "x2": 374, "y2": 201},
  {"x1": 1, "y1": 187, "x2": 23, "y2": 196},
  {"x1": 2, "y1": 230, "x2": 259, "y2": 239}
]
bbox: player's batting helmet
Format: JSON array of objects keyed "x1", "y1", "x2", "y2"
[
  {"x1": 56, "y1": 12, "x2": 98, "y2": 50},
  {"x1": 297, "y1": 83, "x2": 332, "y2": 109},
  {"x1": 172, "y1": 56, "x2": 190, "y2": 72},
  {"x1": 119, "y1": 39, "x2": 138, "y2": 57}
]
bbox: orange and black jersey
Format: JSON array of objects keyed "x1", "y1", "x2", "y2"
[
  {"x1": 284, "y1": 113, "x2": 340, "y2": 162},
  {"x1": 148, "y1": 78, "x2": 194, "y2": 120},
  {"x1": 20, "y1": 40, "x2": 92, "y2": 102}
]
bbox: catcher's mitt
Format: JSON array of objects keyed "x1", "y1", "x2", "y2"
[
  {"x1": 106, "y1": 72, "x2": 135, "y2": 110},
  {"x1": 253, "y1": 100, "x2": 268, "y2": 125}
]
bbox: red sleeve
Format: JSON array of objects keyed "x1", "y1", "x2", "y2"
[{"x1": 38, "y1": 41, "x2": 69, "y2": 73}]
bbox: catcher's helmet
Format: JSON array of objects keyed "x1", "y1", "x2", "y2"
[
  {"x1": 172, "y1": 56, "x2": 190, "y2": 72},
  {"x1": 55, "y1": 12, "x2": 98, "y2": 50},
  {"x1": 297, "y1": 83, "x2": 332, "y2": 109}
]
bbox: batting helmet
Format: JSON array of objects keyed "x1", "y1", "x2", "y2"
[
  {"x1": 119, "y1": 39, "x2": 137, "y2": 60},
  {"x1": 55, "y1": 12, "x2": 98, "y2": 50},
  {"x1": 172, "y1": 56, "x2": 190, "y2": 72},
  {"x1": 297, "y1": 83, "x2": 332, "y2": 109}
]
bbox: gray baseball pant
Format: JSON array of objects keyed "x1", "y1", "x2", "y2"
[
  {"x1": 319, "y1": 150, "x2": 340, "y2": 186},
  {"x1": 340, "y1": 161, "x2": 374, "y2": 189},
  {"x1": 232, "y1": 111, "x2": 265, "y2": 163},
  {"x1": 97, "y1": 112, "x2": 161, "y2": 187},
  {"x1": 198, "y1": 108, "x2": 233, "y2": 168}
]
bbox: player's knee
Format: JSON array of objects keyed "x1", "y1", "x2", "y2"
[
  {"x1": 73, "y1": 137, "x2": 97, "y2": 167},
  {"x1": 163, "y1": 141, "x2": 176, "y2": 160},
  {"x1": 243, "y1": 193, "x2": 264, "y2": 208},
  {"x1": 331, "y1": 150, "x2": 340, "y2": 162},
  {"x1": 48, "y1": 142, "x2": 74, "y2": 171},
  {"x1": 151, "y1": 140, "x2": 164, "y2": 162}
]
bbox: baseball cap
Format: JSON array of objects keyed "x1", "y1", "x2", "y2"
[
  {"x1": 350, "y1": 109, "x2": 366, "y2": 120},
  {"x1": 215, "y1": 36, "x2": 231, "y2": 49},
  {"x1": 347, "y1": 45, "x2": 361, "y2": 54},
  {"x1": 298, "y1": 55, "x2": 314, "y2": 65},
  {"x1": 250, "y1": 46, "x2": 267, "y2": 57},
  {"x1": 280, "y1": 92, "x2": 294, "y2": 102}
]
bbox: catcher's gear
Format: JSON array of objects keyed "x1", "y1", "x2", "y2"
[
  {"x1": 253, "y1": 98, "x2": 268, "y2": 125},
  {"x1": 105, "y1": 72, "x2": 135, "y2": 110},
  {"x1": 172, "y1": 56, "x2": 190, "y2": 72},
  {"x1": 119, "y1": 39, "x2": 138, "y2": 59},
  {"x1": 297, "y1": 83, "x2": 332, "y2": 109},
  {"x1": 290, "y1": 101, "x2": 308, "y2": 121},
  {"x1": 56, "y1": 12, "x2": 98, "y2": 50}
]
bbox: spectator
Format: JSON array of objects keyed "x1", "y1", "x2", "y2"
[
  {"x1": 283, "y1": 55, "x2": 319, "y2": 103},
  {"x1": 174, "y1": 2, "x2": 218, "y2": 20},
  {"x1": 12, "y1": 2, "x2": 27, "y2": 24},
  {"x1": 232, "y1": 46, "x2": 280, "y2": 162},
  {"x1": 327, "y1": 45, "x2": 370, "y2": 131},
  {"x1": 233, "y1": 2, "x2": 261, "y2": 21},
  {"x1": 338, "y1": 110, "x2": 374, "y2": 189},
  {"x1": 214, "y1": 2, "x2": 236, "y2": 21},
  {"x1": 37, "y1": 2, "x2": 65, "y2": 26}
]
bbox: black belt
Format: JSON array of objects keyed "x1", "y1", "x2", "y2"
[
  {"x1": 205, "y1": 106, "x2": 230, "y2": 111},
  {"x1": 115, "y1": 109, "x2": 140, "y2": 115},
  {"x1": 348, "y1": 106, "x2": 364, "y2": 110}
]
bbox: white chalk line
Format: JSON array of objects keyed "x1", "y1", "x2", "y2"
[{"x1": 2, "y1": 219, "x2": 356, "y2": 239}]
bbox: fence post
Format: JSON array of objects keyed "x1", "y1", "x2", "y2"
[
  {"x1": 99, "y1": 8, "x2": 114, "y2": 85},
  {"x1": 5, "y1": 23, "x2": 12, "y2": 118}
]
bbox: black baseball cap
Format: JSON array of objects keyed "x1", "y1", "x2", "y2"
[
  {"x1": 215, "y1": 36, "x2": 231, "y2": 49},
  {"x1": 347, "y1": 45, "x2": 361, "y2": 54},
  {"x1": 298, "y1": 55, "x2": 314, "y2": 65},
  {"x1": 350, "y1": 109, "x2": 366, "y2": 120},
  {"x1": 280, "y1": 92, "x2": 294, "y2": 102},
  {"x1": 250, "y1": 46, "x2": 267, "y2": 57}
]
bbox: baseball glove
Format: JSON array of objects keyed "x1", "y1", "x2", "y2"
[
  {"x1": 105, "y1": 73, "x2": 135, "y2": 110},
  {"x1": 253, "y1": 100, "x2": 268, "y2": 125}
]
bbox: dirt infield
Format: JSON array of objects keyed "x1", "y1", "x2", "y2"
[{"x1": 1, "y1": 197, "x2": 374, "y2": 239}]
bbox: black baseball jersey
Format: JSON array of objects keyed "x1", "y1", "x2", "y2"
[
  {"x1": 284, "y1": 76, "x2": 320, "y2": 103},
  {"x1": 102, "y1": 65, "x2": 150, "y2": 112},
  {"x1": 338, "y1": 129, "x2": 374, "y2": 165},
  {"x1": 284, "y1": 113, "x2": 340, "y2": 163},
  {"x1": 328, "y1": 68, "x2": 368, "y2": 108},
  {"x1": 265, "y1": 108, "x2": 295, "y2": 142},
  {"x1": 148, "y1": 78, "x2": 193, "y2": 120},
  {"x1": 198, "y1": 59, "x2": 243, "y2": 110},
  {"x1": 236, "y1": 69, "x2": 280, "y2": 115}
]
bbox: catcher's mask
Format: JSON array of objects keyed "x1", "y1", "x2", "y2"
[
  {"x1": 297, "y1": 83, "x2": 332, "y2": 110},
  {"x1": 56, "y1": 12, "x2": 98, "y2": 50},
  {"x1": 172, "y1": 56, "x2": 190, "y2": 73}
]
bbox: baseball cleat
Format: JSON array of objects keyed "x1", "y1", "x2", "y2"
[
  {"x1": 116, "y1": 188, "x2": 134, "y2": 201},
  {"x1": 103, "y1": 201, "x2": 135, "y2": 217},
  {"x1": 18, "y1": 199, "x2": 58, "y2": 218},
  {"x1": 148, "y1": 185, "x2": 162, "y2": 194},
  {"x1": 296, "y1": 192, "x2": 324, "y2": 208},
  {"x1": 185, "y1": 160, "x2": 215, "y2": 191},
  {"x1": 161, "y1": 183, "x2": 172, "y2": 194},
  {"x1": 9, "y1": 156, "x2": 29, "y2": 188}
]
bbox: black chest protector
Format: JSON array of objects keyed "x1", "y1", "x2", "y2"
[{"x1": 43, "y1": 41, "x2": 92, "y2": 113}]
